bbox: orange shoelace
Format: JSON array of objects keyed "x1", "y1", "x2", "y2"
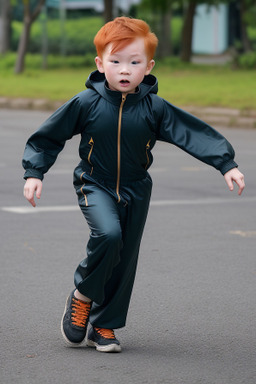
[
  {"x1": 71, "y1": 297, "x2": 91, "y2": 327},
  {"x1": 95, "y1": 327, "x2": 115, "y2": 339}
]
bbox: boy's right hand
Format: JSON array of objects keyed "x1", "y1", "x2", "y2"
[{"x1": 23, "y1": 178, "x2": 43, "y2": 207}]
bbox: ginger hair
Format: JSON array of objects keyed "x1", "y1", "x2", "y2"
[{"x1": 94, "y1": 17, "x2": 158, "y2": 60}]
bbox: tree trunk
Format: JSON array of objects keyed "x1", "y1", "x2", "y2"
[
  {"x1": 158, "y1": 4, "x2": 172, "y2": 58},
  {"x1": 240, "y1": 0, "x2": 252, "y2": 52},
  {"x1": 15, "y1": 0, "x2": 46, "y2": 74},
  {"x1": 104, "y1": 0, "x2": 113, "y2": 23},
  {"x1": 0, "y1": 0, "x2": 11, "y2": 54},
  {"x1": 180, "y1": 1, "x2": 197, "y2": 62},
  {"x1": 15, "y1": 18, "x2": 31, "y2": 73}
]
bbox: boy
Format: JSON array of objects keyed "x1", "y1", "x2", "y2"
[{"x1": 23, "y1": 17, "x2": 245, "y2": 353}]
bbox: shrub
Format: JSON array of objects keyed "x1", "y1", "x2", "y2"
[
  {"x1": 11, "y1": 17, "x2": 103, "y2": 55},
  {"x1": 0, "y1": 53, "x2": 96, "y2": 70},
  {"x1": 11, "y1": 15, "x2": 183, "y2": 56},
  {"x1": 0, "y1": 53, "x2": 17, "y2": 69},
  {"x1": 237, "y1": 52, "x2": 256, "y2": 69}
]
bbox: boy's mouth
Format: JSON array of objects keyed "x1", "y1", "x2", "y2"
[{"x1": 120, "y1": 80, "x2": 130, "y2": 84}]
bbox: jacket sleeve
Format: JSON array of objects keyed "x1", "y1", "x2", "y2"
[
  {"x1": 22, "y1": 93, "x2": 89, "y2": 180},
  {"x1": 155, "y1": 98, "x2": 238, "y2": 175}
]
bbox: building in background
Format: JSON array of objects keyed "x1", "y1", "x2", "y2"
[{"x1": 192, "y1": 2, "x2": 240, "y2": 55}]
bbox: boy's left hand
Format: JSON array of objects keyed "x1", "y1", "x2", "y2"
[{"x1": 224, "y1": 168, "x2": 245, "y2": 195}]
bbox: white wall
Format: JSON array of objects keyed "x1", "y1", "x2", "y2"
[{"x1": 192, "y1": 4, "x2": 228, "y2": 54}]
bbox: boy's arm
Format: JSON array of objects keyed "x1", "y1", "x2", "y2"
[
  {"x1": 156, "y1": 99, "x2": 239, "y2": 176},
  {"x1": 23, "y1": 178, "x2": 43, "y2": 207},
  {"x1": 22, "y1": 92, "x2": 89, "y2": 181},
  {"x1": 224, "y1": 168, "x2": 245, "y2": 195}
]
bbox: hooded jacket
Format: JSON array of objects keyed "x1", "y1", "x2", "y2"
[{"x1": 23, "y1": 70, "x2": 237, "y2": 200}]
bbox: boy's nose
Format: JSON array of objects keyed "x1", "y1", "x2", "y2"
[{"x1": 120, "y1": 67, "x2": 130, "y2": 75}]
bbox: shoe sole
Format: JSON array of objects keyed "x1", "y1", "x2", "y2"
[
  {"x1": 60, "y1": 295, "x2": 86, "y2": 347},
  {"x1": 87, "y1": 339, "x2": 122, "y2": 353}
]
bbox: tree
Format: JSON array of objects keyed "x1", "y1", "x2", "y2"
[
  {"x1": 239, "y1": 0, "x2": 254, "y2": 52},
  {"x1": 15, "y1": 0, "x2": 45, "y2": 73},
  {"x1": 157, "y1": 0, "x2": 173, "y2": 57},
  {"x1": 104, "y1": 0, "x2": 113, "y2": 23},
  {"x1": 0, "y1": 0, "x2": 12, "y2": 54},
  {"x1": 180, "y1": 0, "x2": 197, "y2": 62},
  {"x1": 180, "y1": 0, "x2": 226, "y2": 63},
  {"x1": 138, "y1": 0, "x2": 173, "y2": 58}
]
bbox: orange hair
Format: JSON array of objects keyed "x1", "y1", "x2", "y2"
[{"x1": 94, "y1": 17, "x2": 158, "y2": 60}]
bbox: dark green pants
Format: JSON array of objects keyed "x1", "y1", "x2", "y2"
[{"x1": 73, "y1": 167, "x2": 152, "y2": 329}]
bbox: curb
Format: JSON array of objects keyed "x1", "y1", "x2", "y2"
[
  {"x1": 184, "y1": 106, "x2": 256, "y2": 129},
  {"x1": 1, "y1": 97, "x2": 256, "y2": 129},
  {"x1": 0, "y1": 97, "x2": 63, "y2": 112}
]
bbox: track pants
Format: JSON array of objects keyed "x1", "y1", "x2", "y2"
[{"x1": 73, "y1": 167, "x2": 152, "y2": 329}]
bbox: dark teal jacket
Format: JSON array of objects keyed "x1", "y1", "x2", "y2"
[{"x1": 23, "y1": 70, "x2": 237, "y2": 191}]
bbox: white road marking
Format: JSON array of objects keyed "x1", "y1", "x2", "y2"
[
  {"x1": 150, "y1": 196, "x2": 256, "y2": 206},
  {"x1": 1, "y1": 205, "x2": 78, "y2": 214},
  {"x1": 2, "y1": 196, "x2": 256, "y2": 214},
  {"x1": 230, "y1": 230, "x2": 256, "y2": 238}
]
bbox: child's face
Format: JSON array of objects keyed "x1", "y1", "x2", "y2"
[{"x1": 95, "y1": 38, "x2": 155, "y2": 95}]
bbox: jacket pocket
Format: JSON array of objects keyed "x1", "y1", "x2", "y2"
[
  {"x1": 88, "y1": 137, "x2": 94, "y2": 175},
  {"x1": 78, "y1": 172, "x2": 89, "y2": 207}
]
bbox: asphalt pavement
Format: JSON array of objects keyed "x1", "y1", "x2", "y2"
[{"x1": 0, "y1": 109, "x2": 255, "y2": 384}]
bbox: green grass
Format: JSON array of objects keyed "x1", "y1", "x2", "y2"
[
  {"x1": 0, "y1": 60, "x2": 255, "y2": 110},
  {"x1": 155, "y1": 65, "x2": 256, "y2": 110},
  {"x1": 0, "y1": 67, "x2": 92, "y2": 102}
]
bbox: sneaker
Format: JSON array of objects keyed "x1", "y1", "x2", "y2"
[
  {"x1": 87, "y1": 327, "x2": 122, "y2": 352},
  {"x1": 61, "y1": 290, "x2": 92, "y2": 346}
]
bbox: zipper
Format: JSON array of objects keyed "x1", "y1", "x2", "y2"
[
  {"x1": 116, "y1": 95, "x2": 126, "y2": 202},
  {"x1": 88, "y1": 137, "x2": 94, "y2": 175},
  {"x1": 145, "y1": 139, "x2": 151, "y2": 169}
]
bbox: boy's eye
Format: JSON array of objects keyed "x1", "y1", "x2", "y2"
[
  {"x1": 111, "y1": 60, "x2": 119, "y2": 64},
  {"x1": 131, "y1": 61, "x2": 139, "y2": 65}
]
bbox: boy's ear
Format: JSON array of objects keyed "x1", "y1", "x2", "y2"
[
  {"x1": 95, "y1": 56, "x2": 104, "y2": 73},
  {"x1": 145, "y1": 60, "x2": 155, "y2": 75}
]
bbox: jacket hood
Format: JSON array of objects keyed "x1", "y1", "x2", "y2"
[{"x1": 85, "y1": 70, "x2": 158, "y2": 105}]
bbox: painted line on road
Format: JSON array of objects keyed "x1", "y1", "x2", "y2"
[
  {"x1": 2, "y1": 196, "x2": 256, "y2": 214},
  {"x1": 150, "y1": 196, "x2": 256, "y2": 206},
  {"x1": 230, "y1": 230, "x2": 256, "y2": 238},
  {"x1": 1, "y1": 205, "x2": 78, "y2": 214}
]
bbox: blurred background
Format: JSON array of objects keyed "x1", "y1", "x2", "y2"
[{"x1": 0, "y1": 0, "x2": 255, "y2": 113}]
